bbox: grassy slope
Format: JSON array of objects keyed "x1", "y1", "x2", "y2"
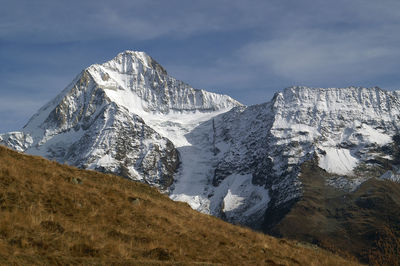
[
  {"x1": 271, "y1": 159, "x2": 400, "y2": 265},
  {"x1": 0, "y1": 145, "x2": 358, "y2": 265}
]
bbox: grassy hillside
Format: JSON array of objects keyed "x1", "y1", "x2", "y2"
[{"x1": 0, "y1": 145, "x2": 358, "y2": 265}]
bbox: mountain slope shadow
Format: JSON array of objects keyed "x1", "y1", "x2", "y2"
[{"x1": 265, "y1": 157, "x2": 400, "y2": 264}]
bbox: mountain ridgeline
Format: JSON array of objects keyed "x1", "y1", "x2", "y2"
[{"x1": 1, "y1": 51, "x2": 400, "y2": 263}]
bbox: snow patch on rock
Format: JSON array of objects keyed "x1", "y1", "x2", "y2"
[
  {"x1": 325, "y1": 175, "x2": 369, "y2": 192},
  {"x1": 318, "y1": 147, "x2": 359, "y2": 175},
  {"x1": 210, "y1": 173, "x2": 270, "y2": 224},
  {"x1": 379, "y1": 170, "x2": 400, "y2": 182}
]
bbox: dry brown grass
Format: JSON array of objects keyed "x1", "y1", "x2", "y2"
[
  {"x1": 368, "y1": 225, "x2": 400, "y2": 266},
  {"x1": 0, "y1": 145, "x2": 359, "y2": 265}
]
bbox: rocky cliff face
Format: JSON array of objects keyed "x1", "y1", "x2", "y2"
[{"x1": 2, "y1": 52, "x2": 400, "y2": 244}]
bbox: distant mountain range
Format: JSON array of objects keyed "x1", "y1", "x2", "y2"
[{"x1": 2, "y1": 50, "x2": 400, "y2": 262}]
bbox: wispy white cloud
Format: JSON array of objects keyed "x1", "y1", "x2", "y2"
[
  {"x1": 157, "y1": 0, "x2": 400, "y2": 101},
  {"x1": 238, "y1": 28, "x2": 400, "y2": 85},
  {"x1": 0, "y1": 0, "x2": 276, "y2": 42}
]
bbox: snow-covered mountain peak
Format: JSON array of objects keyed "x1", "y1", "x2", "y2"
[
  {"x1": 94, "y1": 50, "x2": 168, "y2": 76},
  {"x1": 15, "y1": 51, "x2": 241, "y2": 143},
  {"x1": 271, "y1": 86, "x2": 400, "y2": 128},
  {"x1": 275, "y1": 86, "x2": 393, "y2": 108},
  {"x1": 0, "y1": 51, "x2": 242, "y2": 192},
  {"x1": 84, "y1": 51, "x2": 241, "y2": 117},
  {"x1": 266, "y1": 85, "x2": 400, "y2": 179}
]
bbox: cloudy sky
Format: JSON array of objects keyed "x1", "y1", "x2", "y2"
[{"x1": 1, "y1": 0, "x2": 400, "y2": 132}]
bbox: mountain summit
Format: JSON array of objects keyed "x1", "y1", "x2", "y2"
[
  {"x1": 2, "y1": 51, "x2": 400, "y2": 262},
  {"x1": 0, "y1": 51, "x2": 240, "y2": 191}
]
